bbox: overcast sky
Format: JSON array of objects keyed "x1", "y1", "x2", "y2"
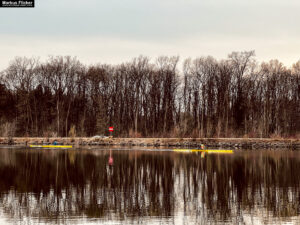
[{"x1": 0, "y1": 0, "x2": 300, "y2": 69}]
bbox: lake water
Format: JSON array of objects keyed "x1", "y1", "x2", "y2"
[{"x1": 0, "y1": 147, "x2": 299, "y2": 225}]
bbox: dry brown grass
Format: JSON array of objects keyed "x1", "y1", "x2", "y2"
[
  {"x1": 128, "y1": 129, "x2": 142, "y2": 138},
  {"x1": 0, "y1": 121, "x2": 16, "y2": 137}
]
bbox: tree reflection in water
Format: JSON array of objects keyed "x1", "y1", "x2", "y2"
[{"x1": 0, "y1": 148, "x2": 300, "y2": 224}]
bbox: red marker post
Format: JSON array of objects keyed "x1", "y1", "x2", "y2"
[{"x1": 109, "y1": 126, "x2": 114, "y2": 137}]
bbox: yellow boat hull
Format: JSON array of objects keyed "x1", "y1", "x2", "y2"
[
  {"x1": 29, "y1": 145, "x2": 73, "y2": 149},
  {"x1": 173, "y1": 149, "x2": 233, "y2": 154}
]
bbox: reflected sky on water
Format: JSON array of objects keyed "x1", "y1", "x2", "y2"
[{"x1": 0, "y1": 147, "x2": 300, "y2": 224}]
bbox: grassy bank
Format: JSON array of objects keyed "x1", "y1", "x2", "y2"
[{"x1": 0, "y1": 137, "x2": 299, "y2": 149}]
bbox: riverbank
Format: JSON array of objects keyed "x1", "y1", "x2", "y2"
[{"x1": 0, "y1": 137, "x2": 299, "y2": 149}]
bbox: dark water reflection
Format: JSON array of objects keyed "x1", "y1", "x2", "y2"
[{"x1": 0, "y1": 147, "x2": 300, "y2": 224}]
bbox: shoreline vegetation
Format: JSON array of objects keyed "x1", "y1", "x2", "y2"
[
  {"x1": 0, "y1": 137, "x2": 299, "y2": 150},
  {"x1": 0, "y1": 51, "x2": 299, "y2": 139}
]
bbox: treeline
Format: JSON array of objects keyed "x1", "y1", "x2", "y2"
[{"x1": 0, "y1": 51, "x2": 299, "y2": 137}]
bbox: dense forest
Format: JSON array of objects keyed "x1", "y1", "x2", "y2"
[{"x1": 0, "y1": 51, "x2": 299, "y2": 138}]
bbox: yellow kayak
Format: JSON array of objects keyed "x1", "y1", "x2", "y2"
[
  {"x1": 173, "y1": 149, "x2": 233, "y2": 154},
  {"x1": 29, "y1": 145, "x2": 72, "y2": 149}
]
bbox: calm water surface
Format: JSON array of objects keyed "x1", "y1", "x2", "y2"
[{"x1": 0, "y1": 147, "x2": 299, "y2": 225}]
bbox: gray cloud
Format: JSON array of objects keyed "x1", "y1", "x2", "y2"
[
  {"x1": 1, "y1": 0, "x2": 299, "y2": 40},
  {"x1": 0, "y1": 0, "x2": 299, "y2": 69}
]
